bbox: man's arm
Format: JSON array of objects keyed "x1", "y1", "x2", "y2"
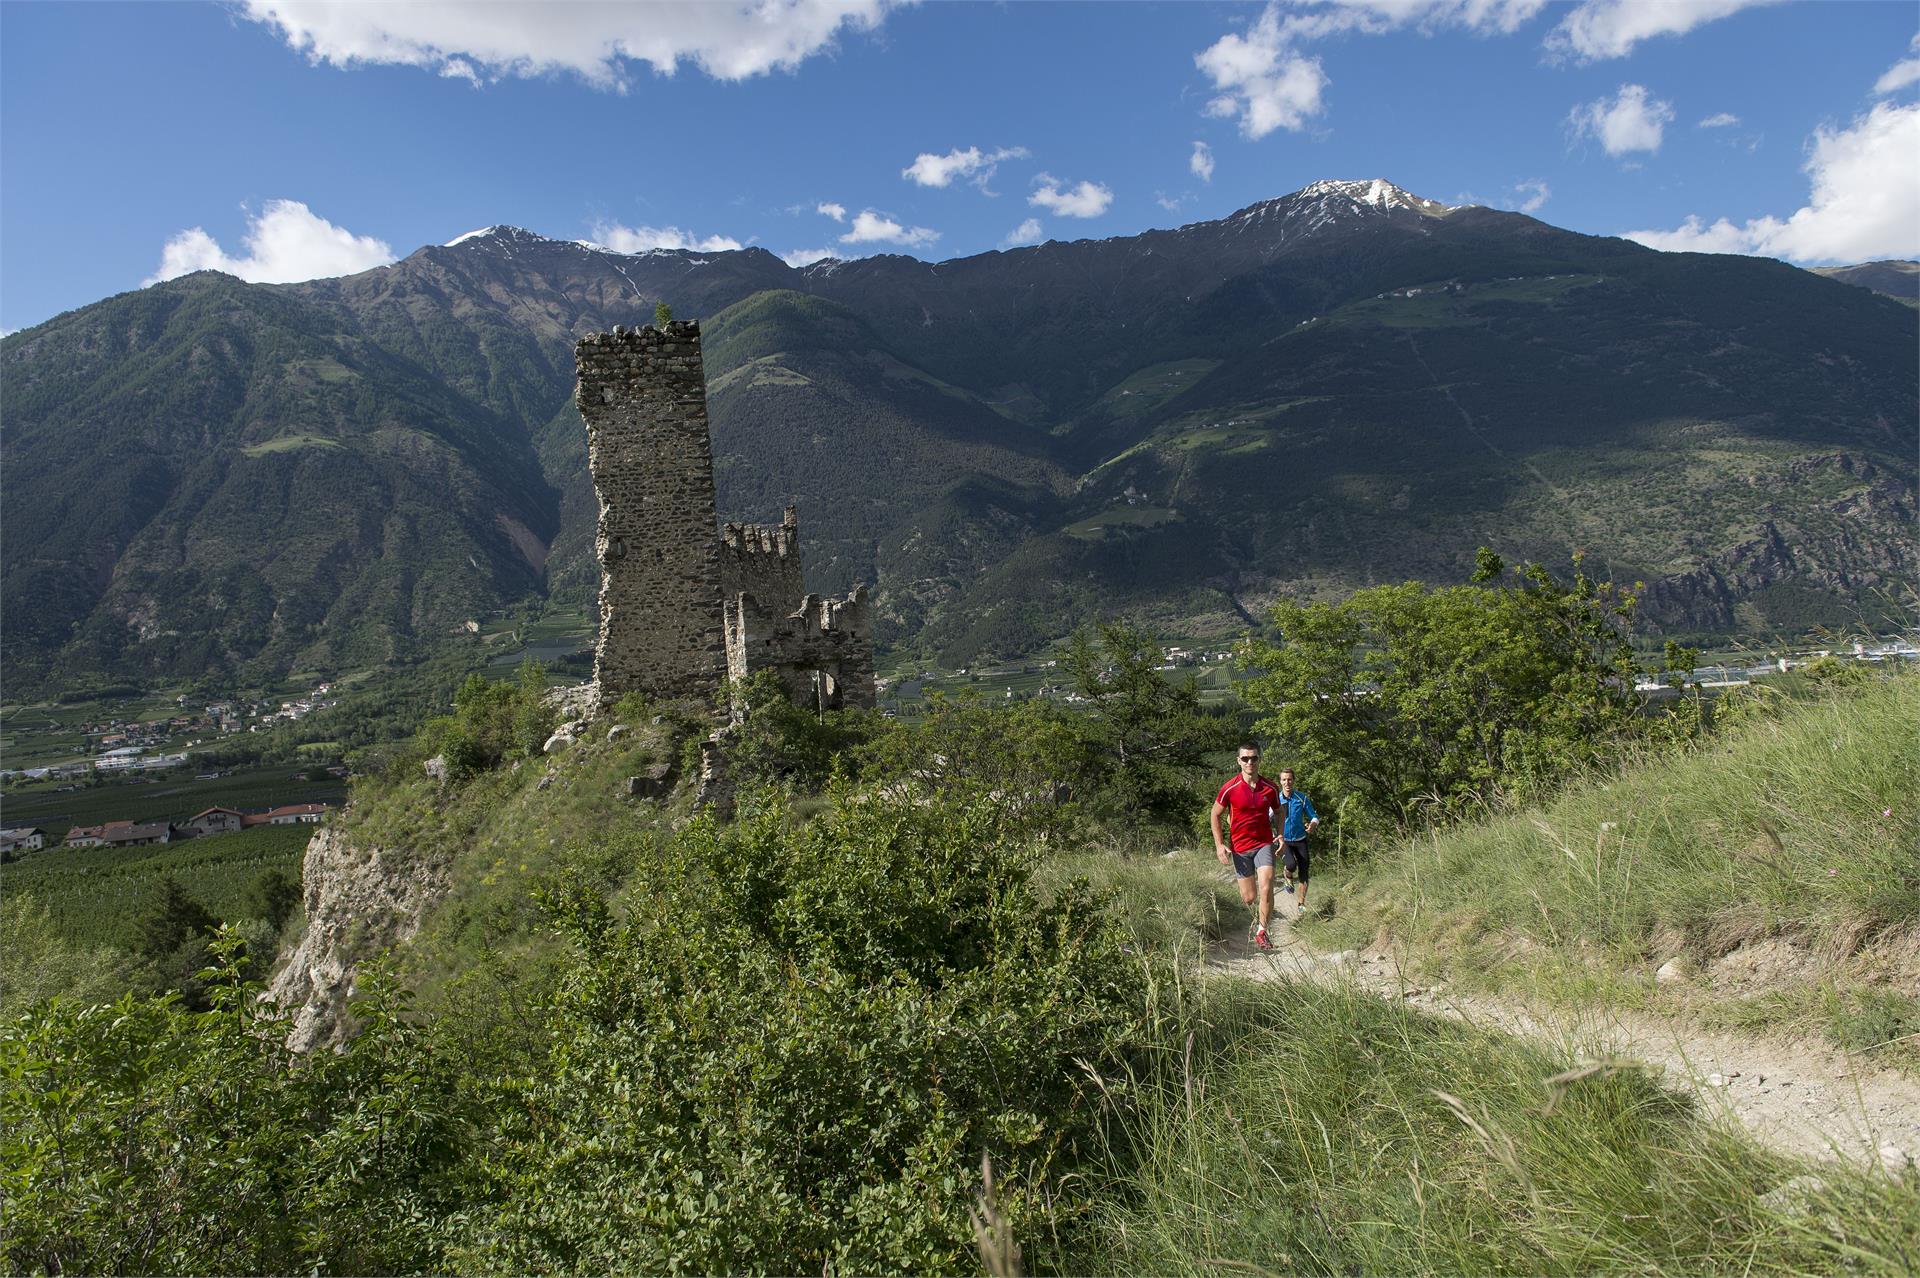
[
  {"x1": 1303, "y1": 793, "x2": 1320, "y2": 834},
  {"x1": 1211, "y1": 802, "x2": 1230, "y2": 863}
]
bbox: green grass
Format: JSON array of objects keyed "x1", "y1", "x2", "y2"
[
  {"x1": 1034, "y1": 842, "x2": 1920, "y2": 1273},
  {"x1": 1064, "y1": 506, "x2": 1180, "y2": 540},
  {"x1": 1078, "y1": 974, "x2": 1920, "y2": 1275},
  {"x1": 239, "y1": 433, "x2": 343, "y2": 456},
  {"x1": 1090, "y1": 358, "x2": 1223, "y2": 420},
  {"x1": 0, "y1": 823, "x2": 311, "y2": 949},
  {"x1": 1301, "y1": 674, "x2": 1919, "y2": 1059}
]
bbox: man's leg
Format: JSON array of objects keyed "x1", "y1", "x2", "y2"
[
  {"x1": 1294, "y1": 841, "x2": 1310, "y2": 915},
  {"x1": 1255, "y1": 863, "x2": 1274, "y2": 931},
  {"x1": 1232, "y1": 852, "x2": 1257, "y2": 917}
]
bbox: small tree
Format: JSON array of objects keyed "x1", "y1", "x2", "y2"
[
  {"x1": 1239, "y1": 550, "x2": 1649, "y2": 831},
  {"x1": 247, "y1": 867, "x2": 302, "y2": 935},
  {"x1": 653, "y1": 301, "x2": 673, "y2": 328},
  {"x1": 1063, "y1": 619, "x2": 1236, "y2": 825}
]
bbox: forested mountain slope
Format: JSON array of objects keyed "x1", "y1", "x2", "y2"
[{"x1": 4, "y1": 181, "x2": 1913, "y2": 686}]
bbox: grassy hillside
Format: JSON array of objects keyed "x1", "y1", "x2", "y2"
[
  {"x1": 8, "y1": 670, "x2": 1919, "y2": 1271},
  {"x1": 1301, "y1": 673, "x2": 1919, "y2": 1060}
]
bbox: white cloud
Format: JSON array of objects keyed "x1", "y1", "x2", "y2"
[
  {"x1": 1194, "y1": 7, "x2": 1329, "y2": 139},
  {"x1": 1190, "y1": 140, "x2": 1216, "y2": 183},
  {"x1": 240, "y1": 0, "x2": 900, "y2": 88},
  {"x1": 439, "y1": 57, "x2": 480, "y2": 85},
  {"x1": 1875, "y1": 34, "x2": 1920, "y2": 96},
  {"x1": 1512, "y1": 178, "x2": 1550, "y2": 213},
  {"x1": 1546, "y1": 0, "x2": 1779, "y2": 63},
  {"x1": 1624, "y1": 101, "x2": 1920, "y2": 264},
  {"x1": 1568, "y1": 83, "x2": 1673, "y2": 156},
  {"x1": 146, "y1": 199, "x2": 395, "y2": 285},
  {"x1": 1002, "y1": 218, "x2": 1043, "y2": 248},
  {"x1": 782, "y1": 246, "x2": 840, "y2": 267},
  {"x1": 1029, "y1": 174, "x2": 1113, "y2": 218},
  {"x1": 900, "y1": 145, "x2": 1029, "y2": 189},
  {"x1": 591, "y1": 222, "x2": 743, "y2": 253},
  {"x1": 1697, "y1": 111, "x2": 1740, "y2": 128},
  {"x1": 840, "y1": 209, "x2": 939, "y2": 247},
  {"x1": 1192, "y1": 2, "x2": 1557, "y2": 138},
  {"x1": 1156, "y1": 191, "x2": 1189, "y2": 213},
  {"x1": 816, "y1": 201, "x2": 846, "y2": 221}
]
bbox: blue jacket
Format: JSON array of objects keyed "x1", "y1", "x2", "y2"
[{"x1": 1277, "y1": 790, "x2": 1318, "y2": 841}]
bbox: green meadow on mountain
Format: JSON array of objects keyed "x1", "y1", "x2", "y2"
[{"x1": 4, "y1": 181, "x2": 1914, "y2": 691}]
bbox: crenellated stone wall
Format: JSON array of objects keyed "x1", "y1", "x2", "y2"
[
  {"x1": 724, "y1": 587, "x2": 876, "y2": 711},
  {"x1": 719, "y1": 505, "x2": 806, "y2": 610},
  {"x1": 578, "y1": 321, "x2": 874, "y2": 716},
  {"x1": 576, "y1": 322, "x2": 726, "y2": 707}
]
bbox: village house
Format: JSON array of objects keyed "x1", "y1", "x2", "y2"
[
  {"x1": 181, "y1": 806, "x2": 248, "y2": 837},
  {"x1": 64, "y1": 823, "x2": 109, "y2": 847},
  {"x1": 0, "y1": 827, "x2": 47, "y2": 855},
  {"x1": 264, "y1": 802, "x2": 329, "y2": 825},
  {"x1": 100, "y1": 819, "x2": 173, "y2": 847}
]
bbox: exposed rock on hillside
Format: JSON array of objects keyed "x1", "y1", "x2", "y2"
[{"x1": 270, "y1": 824, "x2": 452, "y2": 1052}]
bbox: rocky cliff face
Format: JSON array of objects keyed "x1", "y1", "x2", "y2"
[
  {"x1": 1640, "y1": 454, "x2": 1916, "y2": 634},
  {"x1": 269, "y1": 824, "x2": 453, "y2": 1052}
]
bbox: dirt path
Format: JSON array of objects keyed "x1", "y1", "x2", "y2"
[{"x1": 1207, "y1": 892, "x2": 1920, "y2": 1170}]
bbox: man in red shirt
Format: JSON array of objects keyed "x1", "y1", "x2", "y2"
[{"x1": 1211, "y1": 740, "x2": 1283, "y2": 949}]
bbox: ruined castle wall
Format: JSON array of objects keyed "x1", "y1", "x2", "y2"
[
  {"x1": 577, "y1": 322, "x2": 724, "y2": 705},
  {"x1": 725, "y1": 587, "x2": 877, "y2": 711},
  {"x1": 719, "y1": 505, "x2": 806, "y2": 610}
]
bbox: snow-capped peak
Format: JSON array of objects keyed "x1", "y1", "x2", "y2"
[
  {"x1": 442, "y1": 225, "x2": 549, "y2": 248},
  {"x1": 1217, "y1": 179, "x2": 1456, "y2": 241},
  {"x1": 1293, "y1": 179, "x2": 1453, "y2": 215}
]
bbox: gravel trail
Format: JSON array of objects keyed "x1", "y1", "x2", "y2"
[{"x1": 1208, "y1": 892, "x2": 1920, "y2": 1171}]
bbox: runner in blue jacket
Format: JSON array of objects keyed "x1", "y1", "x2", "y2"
[{"x1": 1275, "y1": 769, "x2": 1319, "y2": 918}]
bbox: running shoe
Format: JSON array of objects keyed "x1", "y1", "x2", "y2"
[
  {"x1": 1255, "y1": 926, "x2": 1271, "y2": 950},
  {"x1": 1282, "y1": 881, "x2": 1295, "y2": 894}
]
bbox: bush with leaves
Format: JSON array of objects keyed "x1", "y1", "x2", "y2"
[
  {"x1": 410, "y1": 661, "x2": 556, "y2": 783},
  {"x1": 1239, "y1": 550, "x2": 1669, "y2": 830},
  {"x1": 855, "y1": 690, "x2": 1095, "y2": 820},
  {"x1": 447, "y1": 788, "x2": 1150, "y2": 1273},
  {"x1": 1, "y1": 931, "x2": 465, "y2": 1276},
  {"x1": 719, "y1": 669, "x2": 883, "y2": 793}
]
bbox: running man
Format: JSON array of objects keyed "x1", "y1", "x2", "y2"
[
  {"x1": 1211, "y1": 741, "x2": 1282, "y2": 950},
  {"x1": 1275, "y1": 768, "x2": 1320, "y2": 918}
]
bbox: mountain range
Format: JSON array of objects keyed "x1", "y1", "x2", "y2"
[{"x1": 4, "y1": 180, "x2": 1914, "y2": 690}]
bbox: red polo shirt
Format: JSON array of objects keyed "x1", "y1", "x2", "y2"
[{"x1": 1216, "y1": 774, "x2": 1281, "y2": 852}]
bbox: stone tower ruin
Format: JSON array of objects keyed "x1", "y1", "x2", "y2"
[
  {"x1": 577, "y1": 322, "x2": 727, "y2": 704},
  {"x1": 576, "y1": 321, "x2": 875, "y2": 714}
]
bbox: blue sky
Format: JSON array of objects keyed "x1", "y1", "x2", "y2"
[{"x1": 3, "y1": 1, "x2": 1916, "y2": 332}]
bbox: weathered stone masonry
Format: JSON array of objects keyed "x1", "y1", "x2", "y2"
[
  {"x1": 578, "y1": 321, "x2": 875, "y2": 713},
  {"x1": 578, "y1": 322, "x2": 728, "y2": 705}
]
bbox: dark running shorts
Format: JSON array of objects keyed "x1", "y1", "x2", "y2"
[
  {"x1": 1230, "y1": 843, "x2": 1276, "y2": 879},
  {"x1": 1280, "y1": 839, "x2": 1310, "y2": 882}
]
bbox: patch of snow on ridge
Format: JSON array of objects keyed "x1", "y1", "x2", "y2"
[
  {"x1": 444, "y1": 225, "x2": 553, "y2": 248},
  {"x1": 1295, "y1": 179, "x2": 1454, "y2": 215}
]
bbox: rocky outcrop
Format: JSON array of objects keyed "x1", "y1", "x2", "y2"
[
  {"x1": 1639, "y1": 455, "x2": 1916, "y2": 633},
  {"x1": 269, "y1": 825, "x2": 453, "y2": 1053}
]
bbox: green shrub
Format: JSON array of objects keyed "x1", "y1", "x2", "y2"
[
  {"x1": 1, "y1": 933, "x2": 464, "y2": 1276},
  {"x1": 721, "y1": 669, "x2": 883, "y2": 793},
  {"x1": 1240, "y1": 550, "x2": 1677, "y2": 831},
  {"x1": 447, "y1": 789, "x2": 1151, "y2": 1273},
  {"x1": 408, "y1": 663, "x2": 555, "y2": 784}
]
